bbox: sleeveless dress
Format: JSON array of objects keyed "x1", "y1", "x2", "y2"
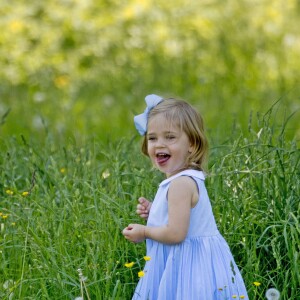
[{"x1": 132, "y1": 169, "x2": 248, "y2": 300}]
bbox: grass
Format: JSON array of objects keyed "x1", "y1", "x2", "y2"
[
  {"x1": 0, "y1": 109, "x2": 299, "y2": 299},
  {"x1": 208, "y1": 108, "x2": 300, "y2": 299}
]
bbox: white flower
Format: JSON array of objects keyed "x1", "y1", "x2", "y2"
[
  {"x1": 74, "y1": 297, "x2": 83, "y2": 300},
  {"x1": 266, "y1": 288, "x2": 280, "y2": 300},
  {"x1": 102, "y1": 169, "x2": 110, "y2": 179},
  {"x1": 3, "y1": 279, "x2": 14, "y2": 290}
]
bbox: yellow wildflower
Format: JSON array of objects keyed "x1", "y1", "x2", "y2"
[
  {"x1": 6, "y1": 190, "x2": 13, "y2": 195},
  {"x1": 54, "y1": 75, "x2": 69, "y2": 88},
  {"x1": 22, "y1": 191, "x2": 29, "y2": 196},
  {"x1": 240, "y1": 296, "x2": 245, "y2": 299},
  {"x1": 253, "y1": 281, "x2": 261, "y2": 287},
  {"x1": 232, "y1": 295, "x2": 237, "y2": 298},
  {"x1": 9, "y1": 20, "x2": 24, "y2": 32},
  {"x1": 143, "y1": 256, "x2": 151, "y2": 261},
  {"x1": 2, "y1": 215, "x2": 8, "y2": 219},
  {"x1": 124, "y1": 262, "x2": 134, "y2": 268},
  {"x1": 138, "y1": 271, "x2": 145, "y2": 278},
  {"x1": 11, "y1": 222, "x2": 16, "y2": 226},
  {"x1": 60, "y1": 168, "x2": 66, "y2": 174}
]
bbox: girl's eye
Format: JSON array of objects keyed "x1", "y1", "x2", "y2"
[
  {"x1": 166, "y1": 135, "x2": 175, "y2": 140},
  {"x1": 148, "y1": 136, "x2": 156, "y2": 141}
]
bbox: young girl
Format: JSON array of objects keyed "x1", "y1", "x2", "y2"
[{"x1": 123, "y1": 94, "x2": 248, "y2": 299}]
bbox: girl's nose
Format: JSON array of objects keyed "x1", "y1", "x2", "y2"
[{"x1": 155, "y1": 138, "x2": 166, "y2": 147}]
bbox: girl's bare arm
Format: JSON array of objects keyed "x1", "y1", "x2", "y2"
[{"x1": 123, "y1": 176, "x2": 198, "y2": 244}]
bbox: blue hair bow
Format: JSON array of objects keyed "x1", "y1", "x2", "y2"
[{"x1": 134, "y1": 94, "x2": 163, "y2": 135}]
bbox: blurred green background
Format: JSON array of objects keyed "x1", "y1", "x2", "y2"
[
  {"x1": 0, "y1": 0, "x2": 299, "y2": 142},
  {"x1": 0, "y1": 2, "x2": 299, "y2": 299}
]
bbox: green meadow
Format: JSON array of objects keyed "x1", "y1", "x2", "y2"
[{"x1": 0, "y1": 1, "x2": 299, "y2": 299}]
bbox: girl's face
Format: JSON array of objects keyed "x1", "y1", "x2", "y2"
[{"x1": 147, "y1": 114, "x2": 194, "y2": 177}]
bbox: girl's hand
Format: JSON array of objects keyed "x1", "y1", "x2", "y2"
[
  {"x1": 136, "y1": 197, "x2": 152, "y2": 220},
  {"x1": 122, "y1": 224, "x2": 146, "y2": 243}
]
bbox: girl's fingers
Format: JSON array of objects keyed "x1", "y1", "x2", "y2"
[
  {"x1": 137, "y1": 205, "x2": 148, "y2": 213},
  {"x1": 137, "y1": 198, "x2": 150, "y2": 220},
  {"x1": 138, "y1": 197, "x2": 146, "y2": 203},
  {"x1": 137, "y1": 202, "x2": 149, "y2": 210},
  {"x1": 138, "y1": 197, "x2": 149, "y2": 205},
  {"x1": 137, "y1": 204, "x2": 144, "y2": 210}
]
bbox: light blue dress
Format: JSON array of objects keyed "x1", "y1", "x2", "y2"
[{"x1": 132, "y1": 169, "x2": 248, "y2": 300}]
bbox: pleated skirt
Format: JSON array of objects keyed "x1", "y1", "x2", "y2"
[{"x1": 132, "y1": 235, "x2": 248, "y2": 300}]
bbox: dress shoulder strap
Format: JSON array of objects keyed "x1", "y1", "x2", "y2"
[{"x1": 159, "y1": 169, "x2": 205, "y2": 187}]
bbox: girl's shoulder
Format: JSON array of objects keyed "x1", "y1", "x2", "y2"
[{"x1": 159, "y1": 169, "x2": 205, "y2": 187}]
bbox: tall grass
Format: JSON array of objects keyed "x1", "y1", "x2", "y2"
[
  {"x1": 0, "y1": 108, "x2": 299, "y2": 299},
  {"x1": 208, "y1": 107, "x2": 300, "y2": 299}
]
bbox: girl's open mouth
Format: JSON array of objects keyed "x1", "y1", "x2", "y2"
[{"x1": 156, "y1": 153, "x2": 170, "y2": 164}]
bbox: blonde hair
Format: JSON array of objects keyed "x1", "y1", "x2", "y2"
[{"x1": 141, "y1": 98, "x2": 208, "y2": 171}]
